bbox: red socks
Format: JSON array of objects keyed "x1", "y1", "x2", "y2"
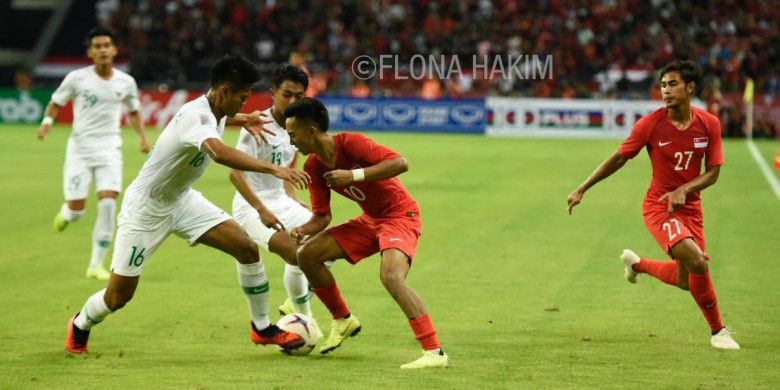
[
  {"x1": 409, "y1": 313, "x2": 440, "y2": 351},
  {"x1": 634, "y1": 259, "x2": 679, "y2": 286},
  {"x1": 688, "y1": 272, "x2": 724, "y2": 333},
  {"x1": 312, "y1": 285, "x2": 350, "y2": 319}
]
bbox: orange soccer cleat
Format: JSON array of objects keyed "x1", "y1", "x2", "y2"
[
  {"x1": 250, "y1": 322, "x2": 305, "y2": 350},
  {"x1": 65, "y1": 314, "x2": 90, "y2": 354}
]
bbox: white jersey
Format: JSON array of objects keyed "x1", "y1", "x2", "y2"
[
  {"x1": 123, "y1": 95, "x2": 224, "y2": 216},
  {"x1": 51, "y1": 65, "x2": 140, "y2": 154},
  {"x1": 232, "y1": 108, "x2": 297, "y2": 203}
]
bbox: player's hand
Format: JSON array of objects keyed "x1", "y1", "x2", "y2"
[
  {"x1": 659, "y1": 189, "x2": 686, "y2": 214},
  {"x1": 37, "y1": 123, "x2": 51, "y2": 140},
  {"x1": 273, "y1": 167, "x2": 311, "y2": 190},
  {"x1": 139, "y1": 137, "x2": 152, "y2": 153},
  {"x1": 243, "y1": 111, "x2": 276, "y2": 145},
  {"x1": 258, "y1": 208, "x2": 285, "y2": 231},
  {"x1": 567, "y1": 188, "x2": 584, "y2": 215},
  {"x1": 323, "y1": 170, "x2": 354, "y2": 187}
]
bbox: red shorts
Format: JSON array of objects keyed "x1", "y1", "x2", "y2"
[
  {"x1": 326, "y1": 210, "x2": 422, "y2": 264},
  {"x1": 643, "y1": 204, "x2": 706, "y2": 257}
]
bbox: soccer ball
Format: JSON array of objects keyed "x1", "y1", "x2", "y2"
[{"x1": 276, "y1": 313, "x2": 319, "y2": 356}]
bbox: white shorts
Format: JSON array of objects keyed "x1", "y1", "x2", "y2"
[
  {"x1": 63, "y1": 151, "x2": 123, "y2": 200},
  {"x1": 232, "y1": 193, "x2": 312, "y2": 251},
  {"x1": 110, "y1": 189, "x2": 231, "y2": 277}
]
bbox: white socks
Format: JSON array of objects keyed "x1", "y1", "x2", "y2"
[
  {"x1": 237, "y1": 261, "x2": 270, "y2": 330},
  {"x1": 60, "y1": 203, "x2": 85, "y2": 222},
  {"x1": 284, "y1": 264, "x2": 312, "y2": 317},
  {"x1": 74, "y1": 289, "x2": 111, "y2": 330},
  {"x1": 89, "y1": 198, "x2": 116, "y2": 267}
]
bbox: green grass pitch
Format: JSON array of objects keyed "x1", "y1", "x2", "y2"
[{"x1": 0, "y1": 124, "x2": 778, "y2": 388}]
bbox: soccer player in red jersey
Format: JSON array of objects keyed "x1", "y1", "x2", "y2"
[
  {"x1": 567, "y1": 60, "x2": 740, "y2": 349},
  {"x1": 282, "y1": 97, "x2": 449, "y2": 369}
]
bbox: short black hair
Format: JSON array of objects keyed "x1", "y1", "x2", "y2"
[
  {"x1": 272, "y1": 64, "x2": 309, "y2": 91},
  {"x1": 284, "y1": 97, "x2": 329, "y2": 132},
  {"x1": 210, "y1": 54, "x2": 261, "y2": 90},
  {"x1": 659, "y1": 60, "x2": 702, "y2": 86},
  {"x1": 85, "y1": 27, "x2": 116, "y2": 47}
]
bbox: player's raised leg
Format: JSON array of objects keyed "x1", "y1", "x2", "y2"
[
  {"x1": 620, "y1": 249, "x2": 686, "y2": 288},
  {"x1": 55, "y1": 149, "x2": 92, "y2": 232},
  {"x1": 195, "y1": 219, "x2": 304, "y2": 349},
  {"x1": 670, "y1": 238, "x2": 739, "y2": 349},
  {"x1": 379, "y1": 249, "x2": 449, "y2": 369},
  {"x1": 296, "y1": 232, "x2": 361, "y2": 354}
]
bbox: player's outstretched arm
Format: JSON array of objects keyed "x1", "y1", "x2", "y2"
[
  {"x1": 567, "y1": 151, "x2": 628, "y2": 214},
  {"x1": 323, "y1": 157, "x2": 409, "y2": 187},
  {"x1": 225, "y1": 111, "x2": 276, "y2": 145},
  {"x1": 659, "y1": 165, "x2": 720, "y2": 214},
  {"x1": 127, "y1": 111, "x2": 151, "y2": 153},
  {"x1": 36, "y1": 102, "x2": 62, "y2": 140},
  {"x1": 290, "y1": 213, "x2": 332, "y2": 244},
  {"x1": 229, "y1": 169, "x2": 286, "y2": 231},
  {"x1": 202, "y1": 138, "x2": 311, "y2": 189}
]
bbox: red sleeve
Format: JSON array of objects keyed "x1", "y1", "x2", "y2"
[
  {"x1": 617, "y1": 114, "x2": 654, "y2": 159},
  {"x1": 705, "y1": 115, "x2": 724, "y2": 167},
  {"x1": 304, "y1": 157, "x2": 331, "y2": 215},
  {"x1": 342, "y1": 133, "x2": 401, "y2": 165}
]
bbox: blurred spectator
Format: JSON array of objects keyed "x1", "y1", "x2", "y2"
[
  {"x1": 14, "y1": 68, "x2": 32, "y2": 91},
  {"x1": 350, "y1": 79, "x2": 371, "y2": 98}
]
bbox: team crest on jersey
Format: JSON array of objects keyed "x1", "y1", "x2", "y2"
[
  {"x1": 241, "y1": 133, "x2": 253, "y2": 145},
  {"x1": 693, "y1": 137, "x2": 709, "y2": 148},
  {"x1": 200, "y1": 114, "x2": 210, "y2": 125}
]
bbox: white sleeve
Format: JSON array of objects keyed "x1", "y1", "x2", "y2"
[
  {"x1": 179, "y1": 111, "x2": 221, "y2": 151},
  {"x1": 51, "y1": 72, "x2": 75, "y2": 106},
  {"x1": 124, "y1": 77, "x2": 140, "y2": 112}
]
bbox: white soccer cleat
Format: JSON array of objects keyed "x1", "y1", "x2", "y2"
[
  {"x1": 711, "y1": 327, "x2": 740, "y2": 350},
  {"x1": 620, "y1": 249, "x2": 640, "y2": 284},
  {"x1": 86, "y1": 265, "x2": 111, "y2": 280},
  {"x1": 400, "y1": 349, "x2": 450, "y2": 369}
]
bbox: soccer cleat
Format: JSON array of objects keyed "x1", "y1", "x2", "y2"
[
  {"x1": 319, "y1": 314, "x2": 361, "y2": 354},
  {"x1": 53, "y1": 212, "x2": 69, "y2": 232},
  {"x1": 400, "y1": 349, "x2": 450, "y2": 369},
  {"x1": 65, "y1": 314, "x2": 90, "y2": 354},
  {"x1": 620, "y1": 249, "x2": 641, "y2": 284},
  {"x1": 250, "y1": 322, "x2": 305, "y2": 350},
  {"x1": 86, "y1": 265, "x2": 111, "y2": 280},
  {"x1": 278, "y1": 298, "x2": 294, "y2": 316},
  {"x1": 711, "y1": 327, "x2": 740, "y2": 350}
]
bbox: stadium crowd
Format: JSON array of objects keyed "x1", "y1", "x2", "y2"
[{"x1": 92, "y1": 0, "x2": 778, "y2": 136}]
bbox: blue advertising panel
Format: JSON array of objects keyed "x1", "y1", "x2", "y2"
[{"x1": 320, "y1": 97, "x2": 485, "y2": 134}]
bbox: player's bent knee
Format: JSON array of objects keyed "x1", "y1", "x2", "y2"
[
  {"x1": 683, "y1": 252, "x2": 709, "y2": 274},
  {"x1": 380, "y1": 269, "x2": 405, "y2": 289},
  {"x1": 236, "y1": 241, "x2": 259, "y2": 264},
  {"x1": 104, "y1": 290, "x2": 134, "y2": 311}
]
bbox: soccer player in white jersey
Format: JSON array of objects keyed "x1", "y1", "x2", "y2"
[
  {"x1": 230, "y1": 64, "x2": 323, "y2": 328},
  {"x1": 64, "y1": 54, "x2": 312, "y2": 354},
  {"x1": 37, "y1": 27, "x2": 151, "y2": 280}
]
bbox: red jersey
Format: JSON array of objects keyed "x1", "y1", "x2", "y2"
[
  {"x1": 304, "y1": 132, "x2": 418, "y2": 218},
  {"x1": 618, "y1": 107, "x2": 724, "y2": 208}
]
